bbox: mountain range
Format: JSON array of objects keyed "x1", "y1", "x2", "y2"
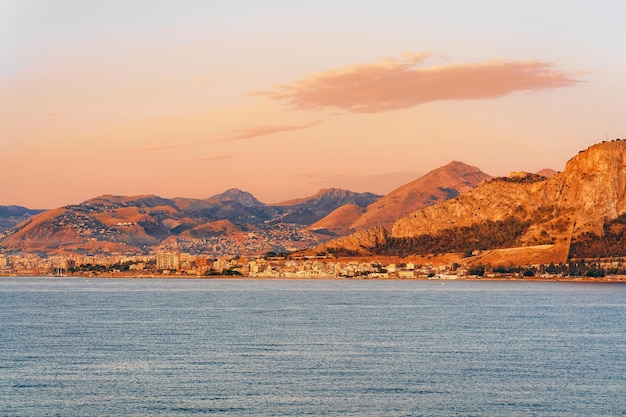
[
  {"x1": 0, "y1": 188, "x2": 381, "y2": 256},
  {"x1": 2, "y1": 139, "x2": 625, "y2": 263},
  {"x1": 0, "y1": 161, "x2": 490, "y2": 256}
]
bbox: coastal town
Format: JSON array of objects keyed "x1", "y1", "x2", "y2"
[{"x1": 1, "y1": 251, "x2": 625, "y2": 281}]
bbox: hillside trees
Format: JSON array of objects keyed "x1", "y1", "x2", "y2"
[
  {"x1": 371, "y1": 218, "x2": 530, "y2": 257},
  {"x1": 569, "y1": 213, "x2": 626, "y2": 258}
]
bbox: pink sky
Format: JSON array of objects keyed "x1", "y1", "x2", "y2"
[{"x1": 1, "y1": 1, "x2": 625, "y2": 208}]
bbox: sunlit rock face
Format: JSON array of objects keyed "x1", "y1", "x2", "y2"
[{"x1": 392, "y1": 140, "x2": 626, "y2": 243}]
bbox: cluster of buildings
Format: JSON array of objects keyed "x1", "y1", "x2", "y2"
[
  {"x1": 0, "y1": 251, "x2": 453, "y2": 278},
  {"x1": 1, "y1": 251, "x2": 624, "y2": 280},
  {"x1": 0, "y1": 251, "x2": 476, "y2": 279},
  {"x1": 245, "y1": 259, "x2": 461, "y2": 279}
]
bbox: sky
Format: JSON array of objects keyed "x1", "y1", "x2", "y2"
[{"x1": 1, "y1": 1, "x2": 625, "y2": 208}]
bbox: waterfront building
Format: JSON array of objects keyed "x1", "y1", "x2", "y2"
[{"x1": 156, "y1": 252, "x2": 180, "y2": 270}]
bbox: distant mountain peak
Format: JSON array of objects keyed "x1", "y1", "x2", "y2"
[
  {"x1": 0, "y1": 205, "x2": 45, "y2": 217},
  {"x1": 535, "y1": 168, "x2": 558, "y2": 178},
  {"x1": 207, "y1": 189, "x2": 264, "y2": 207},
  {"x1": 79, "y1": 194, "x2": 177, "y2": 210},
  {"x1": 433, "y1": 161, "x2": 486, "y2": 178},
  {"x1": 274, "y1": 188, "x2": 381, "y2": 208},
  {"x1": 315, "y1": 187, "x2": 352, "y2": 195},
  {"x1": 445, "y1": 160, "x2": 472, "y2": 167},
  {"x1": 0, "y1": 205, "x2": 46, "y2": 236},
  {"x1": 346, "y1": 161, "x2": 491, "y2": 231}
]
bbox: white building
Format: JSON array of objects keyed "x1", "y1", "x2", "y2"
[{"x1": 156, "y1": 252, "x2": 180, "y2": 270}]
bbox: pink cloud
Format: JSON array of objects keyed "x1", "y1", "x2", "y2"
[
  {"x1": 256, "y1": 53, "x2": 583, "y2": 113},
  {"x1": 195, "y1": 154, "x2": 234, "y2": 162},
  {"x1": 120, "y1": 143, "x2": 198, "y2": 154},
  {"x1": 214, "y1": 120, "x2": 323, "y2": 142},
  {"x1": 120, "y1": 120, "x2": 322, "y2": 154}
]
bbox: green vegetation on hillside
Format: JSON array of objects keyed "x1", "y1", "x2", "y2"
[
  {"x1": 491, "y1": 173, "x2": 548, "y2": 184},
  {"x1": 569, "y1": 213, "x2": 626, "y2": 258},
  {"x1": 370, "y1": 218, "x2": 530, "y2": 257}
]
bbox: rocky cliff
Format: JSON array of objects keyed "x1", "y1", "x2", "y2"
[
  {"x1": 311, "y1": 140, "x2": 626, "y2": 263},
  {"x1": 551, "y1": 140, "x2": 626, "y2": 235},
  {"x1": 393, "y1": 140, "x2": 626, "y2": 243}
]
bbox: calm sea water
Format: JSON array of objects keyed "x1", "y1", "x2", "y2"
[{"x1": 0, "y1": 278, "x2": 624, "y2": 417}]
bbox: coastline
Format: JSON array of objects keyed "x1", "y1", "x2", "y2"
[{"x1": 1, "y1": 273, "x2": 624, "y2": 283}]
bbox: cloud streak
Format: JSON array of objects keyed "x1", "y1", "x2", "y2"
[
  {"x1": 120, "y1": 120, "x2": 322, "y2": 154},
  {"x1": 120, "y1": 143, "x2": 201, "y2": 154},
  {"x1": 195, "y1": 154, "x2": 234, "y2": 162},
  {"x1": 256, "y1": 53, "x2": 583, "y2": 113},
  {"x1": 213, "y1": 120, "x2": 323, "y2": 142}
]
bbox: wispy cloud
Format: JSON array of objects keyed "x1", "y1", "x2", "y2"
[
  {"x1": 256, "y1": 53, "x2": 583, "y2": 113},
  {"x1": 120, "y1": 120, "x2": 322, "y2": 154},
  {"x1": 195, "y1": 154, "x2": 234, "y2": 162},
  {"x1": 119, "y1": 142, "x2": 203, "y2": 155},
  {"x1": 213, "y1": 120, "x2": 323, "y2": 142}
]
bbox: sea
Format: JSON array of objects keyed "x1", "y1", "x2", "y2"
[{"x1": 0, "y1": 278, "x2": 624, "y2": 417}]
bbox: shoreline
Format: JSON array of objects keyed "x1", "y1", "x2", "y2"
[{"x1": 1, "y1": 274, "x2": 625, "y2": 283}]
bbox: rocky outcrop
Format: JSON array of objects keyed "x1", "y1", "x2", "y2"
[
  {"x1": 392, "y1": 140, "x2": 626, "y2": 242},
  {"x1": 549, "y1": 140, "x2": 626, "y2": 235},
  {"x1": 308, "y1": 140, "x2": 626, "y2": 263},
  {"x1": 391, "y1": 178, "x2": 551, "y2": 238}
]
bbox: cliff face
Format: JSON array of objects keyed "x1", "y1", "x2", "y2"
[
  {"x1": 391, "y1": 178, "x2": 551, "y2": 238},
  {"x1": 550, "y1": 140, "x2": 626, "y2": 234},
  {"x1": 392, "y1": 140, "x2": 626, "y2": 242}
]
